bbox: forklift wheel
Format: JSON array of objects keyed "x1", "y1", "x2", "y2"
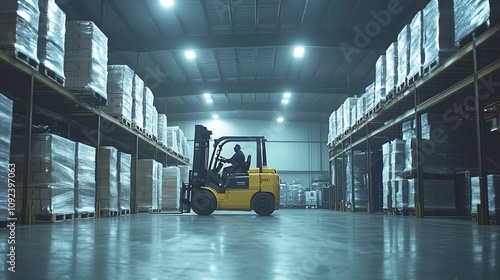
[
  {"x1": 252, "y1": 193, "x2": 275, "y2": 216},
  {"x1": 192, "y1": 190, "x2": 216, "y2": 215}
]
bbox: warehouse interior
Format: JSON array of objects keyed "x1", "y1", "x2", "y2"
[{"x1": 1, "y1": 0, "x2": 500, "y2": 279}]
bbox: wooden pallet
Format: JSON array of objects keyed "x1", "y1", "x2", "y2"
[
  {"x1": 396, "y1": 80, "x2": 408, "y2": 94},
  {"x1": 407, "y1": 70, "x2": 422, "y2": 86},
  {"x1": 422, "y1": 59, "x2": 439, "y2": 76},
  {"x1": 40, "y1": 65, "x2": 65, "y2": 86},
  {"x1": 132, "y1": 124, "x2": 144, "y2": 133},
  {"x1": 120, "y1": 209, "x2": 130, "y2": 216},
  {"x1": 385, "y1": 88, "x2": 397, "y2": 101},
  {"x1": 100, "y1": 210, "x2": 119, "y2": 217},
  {"x1": 35, "y1": 213, "x2": 74, "y2": 223},
  {"x1": 374, "y1": 101, "x2": 385, "y2": 112},
  {"x1": 71, "y1": 90, "x2": 107, "y2": 106},
  {"x1": 149, "y1": 208, "x2": 162, "y2": 213},
  {"x1": 117, "y1": 116, "x2": 132, "y2": 128},
  {"x1": 3, "y1": 48, "x2": 39, "y2": 71},
  {"x1": 456, "y1": 22, "x2": 490, "y2": 47},
  {"x1": 76, "y1": 212, "x2": 95, "y2": 219},
  {"x1": 143, "y1": 130, "x2": 153, "y2": 140}
]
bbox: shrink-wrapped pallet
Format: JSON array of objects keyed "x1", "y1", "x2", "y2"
[
  {"x1": 142, "y1": 86, "x2": 155, "y2": 134},
  {"x1": 118, "y1": 152, "x2": 131, "y2": 211},
  {"x1": 132, "y1": 74, "x2": 144, "y2": 128},
  {"x1": 374, "y1": 55, "x2": 386, "y2": 107},
  {"x1": 136, "y1": 159, "x2": 160, "y2": 211},
  {"x1": 365, "y1": 83, "x2": 375, "y2": 112},
  {"x1": 471, "y1": 175, "x2": 500, "y2": 216},
  {"x1": 75, "y1": 142, "x2": 96, "y2": 214},
  {"x1": 64, "y1": 21, "x2": 108, "y2": 99},
  {"x1": 97, "y1": 147, "x2": 118, "y2": 212},
  {"x1": 0, "y1": 0, "x2": 40, "y2": 65},
  {"x1": 101, "y1": 65, "x2": 134, "y2": 122},
  {"x1": 157, "y1": 114, "x2": 168, "y2": 145},
  {"x1": 385, "y1": 42, "x2": 398, "y2": 96},
  {"x1": 356, "y1": 94, "x2": 365, "y2": 123},
  {"x1": 152, "y1": 106, "x2": 158, "y2": 139},
  {"x1": 408, "y1": 11, "x2": 423, "y2": 80},
  {"x1": 342, "y1": 97, "x2": 357, "y2": 131},
  {"x1": 156, "y1": 162, "x2": 163, "y2": 210},
  {"x1": 162, "y1": 166, "x2": 181, "y2": 210},
  {"x1": 454, "y1": 0, "x2": 498, "y2": 45},
  {"x1": 397, "y1": 25, "x2": 410, "y2": 88},
  {"x1": 38, "y1": 0, "x2": 66, "y2": 80},
  {"x1": 0, "y1": 94, "x2": 13, "y2": 221}
]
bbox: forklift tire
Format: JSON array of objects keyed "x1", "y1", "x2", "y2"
[
  {"x1": 252, "y1": 193, "x2": 275, "y2": 216},
  {"x1": 192, "y1": 190, "x2": 217, "y2": 215}
]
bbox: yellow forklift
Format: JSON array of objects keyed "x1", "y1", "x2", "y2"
[{"x1": 181, "y1": 125, "x2": 280, "y2": 216}]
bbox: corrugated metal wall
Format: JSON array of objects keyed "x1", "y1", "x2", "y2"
[{"x1": 170, "y1": 119, "x2": 329, "y2": 187}]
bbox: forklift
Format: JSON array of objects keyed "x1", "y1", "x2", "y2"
[{"x1": 181, "y1": 125, "x2": 280, "y2": 216}]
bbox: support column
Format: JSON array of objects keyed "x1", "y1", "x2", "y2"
[{"x1": 21, "y1": 75, "x2": 34, "y2": 224}]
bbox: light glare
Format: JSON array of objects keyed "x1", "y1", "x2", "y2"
[
  {"x1": 185, "y1": 50, "x2": 196, "y2": 59},
  {"x1": 294, "y1": 46, "x2": 305, "y2": 57},
  {"x1": 161, "y1": 0, "x2": 174, "y2": 7}
]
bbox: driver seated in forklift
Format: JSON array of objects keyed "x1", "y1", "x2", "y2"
[{"x1": 220, "y1": 144, "x2": 245, "y2": 185}]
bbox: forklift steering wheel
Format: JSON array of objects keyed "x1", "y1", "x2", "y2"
[{"x1": 219, "y1": 157, "x2": 227, "y2": 163}]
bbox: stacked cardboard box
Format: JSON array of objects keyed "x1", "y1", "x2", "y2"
[
  {"x1": 118, "y1": 152, "x2": 131, "y2": 211},
  {"x1": 152, "y1": 107, "x2": 158, "y2": 140},
  {"x1": 162, "y1": 166, "x2": 180, "y2": 210},
  {"x1": 64, "y1": 21, "x2": 108, "y2": 99},
  {"x1": 37, "y1": 0, "x2": 65, "y2": 80},
  {"x1": 0, "y1": 94, "x2": 13, "y2": 221},
  {"x1": 364, "y1": 83, "x2": 375, "y2": 113},
  {"x1": 179, "y1": 165, "x2": 190, "y2": 185},
  {"x1": 0, "y1": 0, "x2": 40, "y2": 64},
  {"x1": 356, "y1": 94, "x2": 365, "y2": 123},
  {"x1": 166, "y1": 127, "x2": 178, "y2": 154},
  {"x1": 97, "y1": 147, "x2": 118, "y2": 212},
  {"x1": 408, "y1": 11, "x2": 423, "y2": 80},
  {"x1": 75, "y1": 142, "x2": 96, "y2": 214},
  {"x1": 385, "y1": 42, "x2": 398, "y2": 97},
  {"x1": 374, "y1": 55, "x2": 386, "y2": 107},
  {"x1": 131, "y1": 74, "x2": 144, "y2": 128},
  {"x1": 11, "y1": 134, "x2": 75, "y2": 216},
  {"x1": 136, "y1": 159, "x2": 160, "y2": 212},
  {"x1": 101, "y1": 65, "x2": 134, "y2": 122},
  {"x1": 397, "y1": 25, "x2": 410, "y2": 89},
  {"x1": 157, "y1": 114, "x2": 168, "y2": 146},
  {"x1": 328, "y1": 111, "x2": 336, "y2": 143},
  {"x1": 342, "y1": 97, "x2": 357, "y2": 131},
  {"x1": 142, "y1": 86, "x2": 154, "y2": 135}
]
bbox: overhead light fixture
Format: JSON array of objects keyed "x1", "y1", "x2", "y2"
[
  {"x1": 206, "y1": 99, "x2": 213, "y2": 104},
  {"x1": 160, "y1": 0, "x2": 174, "y2": 7},
  {"x1": 277, "y1": 117, "x2": 284, "y2": 123},
  {"x1": 185, "y1": 50, "x2": 196, "y2": 60},
  {"x1": 203, "y1": 93, "x2": 211, "y2": 99},
  {"x1": 281, "y1": 99, "x2": 289, "y2": 104},
  {"x1": 283, "y1": 92, "x2": 291, "y2": 98},
  {"x1": 212, "y1": 114, "x2": 219, "y2": 119},
  {"x1": 293, "y1": 46, "x2": 305, "y2": 58}
]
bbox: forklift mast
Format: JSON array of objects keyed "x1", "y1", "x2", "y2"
[{"x1": 191, "y1": 125, "x2": 212, "y2": 188}]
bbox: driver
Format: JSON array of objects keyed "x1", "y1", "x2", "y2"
[{"x1": 220, "y1": 144, "x2": 245, "y2": 184}]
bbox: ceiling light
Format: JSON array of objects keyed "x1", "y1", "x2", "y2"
[
  {"x1": 283, "y1": 92, "x2": 291, "y2": 98},
  {"x1": 281, "y1": 99, "x2": 289, "y2": 104},
  {"x1": 294, "y1": 46, "x2": 305, "y2": 58},
  {"x1": 203, "y1": 93, "x2": 211, "y2": 99},
  {"x1": 206, "y1": 99, "x2": 213, "y2": 104},
  {"x1": 212, "y1": 114, "x2": 219, "y2": 119},
  {"x1": 160, "y1": 0, "x2": 174, "y2": 7},
  {"x1": 277, "y1": 117, "x2": 284, "y2": 123},
  {"x1": 185, "y1": 50, "x2": 196, "y2": 60}
]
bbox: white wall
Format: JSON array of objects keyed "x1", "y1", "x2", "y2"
[{"x1": 170, "y1": 118, "x2": 329, "y2": 188}]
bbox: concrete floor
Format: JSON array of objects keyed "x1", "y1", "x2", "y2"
[{"x1": 0, "y1": 209, "x2": 499, "y2": 280}]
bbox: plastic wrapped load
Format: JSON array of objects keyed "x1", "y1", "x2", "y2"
[
  {"x1": 166, "y1": 127, "x2": 179, "y2": 154},
  {"x1": 382, "y1": 142, "x2": 392, "y2": 183},
  {"x1": 408, "y1": 11, "x2": 423, "y2": 80},
  {"x1": 385, "y1": 42, "x2": 398, "y2": 96},
  {"x1": 286, "y1": 184, "x2": 306, "y2": 208},
  {"x1": 64, "y1": 21, "x2": 108, "y2": 99},
  {"x1": 156, "y1": 162, "x2": 163, "y2": 210},
  {"x1": 423, "y1": 179, "x2": 456, "y2": 213},
  {"x1": 37, "y1": 0, "x2": 65, "y2": 80},
  {"x1": 346, "y1": 151, "x2": 368, "y2": 210},
  {"x1": 75, "y1": 142, "x2": 96, "y2": 214},
  {"x1": 392, "y1": 179, "x2": 411, "y2": 211},
  {"x1": 383, "y1": 181, "x2": 392, "y2": 210},
  {"x1": 335, "y1": 106, "x2": 344, "y2": 137},
  {"x1": 397, "y1": 25, "x2": 410, "y2": 88},
  {"x1": 328, "y1": 111, "x2": 336, "y2": 143},
  {"x1": 97, "y1": 147, "x2": 118, "y2": 212},
  {"x1": 365, "y1": 83, "x2": 375, "y2": 112},
  {"x1": 132, "y1": 74, "x2": 144, "y2": 127},
  {"x1": 471, "y1": 175, "x2": 500, "y2": 216},
  {"x1": 142, "y1": 86, "x2": 155, "y2": 134},
  {"x1": 342, "y1": 97, "x2": 357, "y2": 131},
  {"x1": 279, "y1": 184, "x2": 288, "y2": 207},
  {"x1": 152, "y1": 106, "x2": 158, "y2": 139},
  {"x1": 407, "y1": 179, "x2": 415, "y2": 209},
  {"x1": 181, "y1": 136, "x2": 188, "y2": 158},
  {"x1": 0, "y1": 94, "x2": 13, "y2": 221},
  {"x1": 374, "y1": 55, "x2": 386, "y2": 107},
  {"x1": 0, "y1": 0, "x2": 40, "y2": 65},
  {"x1": 404, "y1": 138, "x2": 455, "y2": 176},
  {"x1": 390, "y1": 140, "x2": 406, "y2": 180},
  {"x1": 454, "y1": 0, "x2": 495, "y2": 45},
  {"x1": 157, "y1": 113, "x2": 168, "y2": 145},
  {"x1": 356, "y1": 94, "x2": 365, "y2": 123},
  {"x1": 179, "y1": 165, "x2": 190, "y2": 185},
  {"x1": 162, "y1": 166, "x2": 181, "y2": 210},
  {"x1": 10, "y1": 133, "x2": 75, "y2": 215},
  {"x1": 118, "y1": 152, "x2": 131, "y2": 211},
  {"x1": 423, "y1": 0, "x2": 456, "y2": 70},
  {"x1": 402, "y1": 119, "x2": 415, "y2": 140},
  {"x1": 101, "y1": 65, "x2": 134, "y2": 122},
  {"x1": 136, "y1": 159, "x2": 159, "y2": 211}
]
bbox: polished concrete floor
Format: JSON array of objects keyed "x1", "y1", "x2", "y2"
[{"x1": 1, "y1": 209, "x2": 499, "y2": 280}]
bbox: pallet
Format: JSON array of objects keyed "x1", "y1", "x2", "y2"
[
  {"x1": 152, "y1": 135, "x2": 158, "y2": 142},
  {"x1": 71, "y1": 90, "x2": 107, "y2": 106},
  {"x1": 456, "y1": 22, "x2": 490, "y2": 48},
  {"x1": 374, "y1": 101, "x2": 385, "y2": 112},
  {"x1": 132, "y1": 124, "x2": 144, "y2": 133},
  {"x1": 489, "y1": 217, "x2": 497, "y2": 225},
  {"x1": 385, "y1": 88, "x2": 397, "y2": 101},
  {"x1": 40, "y1": 65, "x2": 65, "y2": 86},
  {"x1": 422, "y1": 59, "x2": 439, "y2": 76},
  {"x1": 396, "y1": 80, "x2": 408, "y2": 94},
  {"x1": 100, "y1": 210, "x2": 119, "y2": 217},
  {"x1": 117, "y1": 116, "x2": 132, "y2": 128},
  {"x1": 76, "y1": 212, "x2": 95, "y2": 219},
  {"x1": 143, "y1": 130, "x2": 153, "y2": 140},
  {"x1": 407, "y1": 70, "x2": 422, "y2": 86},
  {"x1": 149, "y1": 208, "x2": 162, "y2": 213},
  {"x1": 119, "y1": 209, "x2": 130, "y2": 216},
  {"x1": 35, "y1": 213, "x2": 74, "y2": 223},
  {"x1": 3, "y1": 49, "x2": 39, "y2": 71}
]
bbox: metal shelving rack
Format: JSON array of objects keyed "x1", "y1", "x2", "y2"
[
  {"x1": 0, "y1": 50, "x2": 189, "y2": 223},
  {"x1": 328, "y1": 24, "x2": 500, "y2": 225}
]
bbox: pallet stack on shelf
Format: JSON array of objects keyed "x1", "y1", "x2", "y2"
[
  {"x1": 407, "y1": 11, "x2": 423, "y2": 84},
  {"x1": 75, "y1": 142, "x2": 96, "y2": 218},
  {"x1": 142, "y1": 86, "x2": 154, "y2": 139},
  {"x1": 97, "y1": 146, "x2": 119, "y2": 217},
  {"x1": 397, "y1": 25, "x2": 410, "y2": 92},
  {"x1": 101, "y1": 65, "x2": 134, "y2": 125},
  {"x1": 0, "y1": 94, "x2": 13, "y2": 226},
  {"x1": 131, "y1": 74, "x2": 144, "y2": 132},
  {"x1": 0, "y1": 0, "x2": 40, "y2": 69},
  {"x1": 374, "y1": 55, "x2": 386, "y2": 109},
  {"x1": 118, "y1": 152, "x2": 131, "y2": 215},
  {"x1": 385, "y1": 42, "x2": 398, "y2": 99}
]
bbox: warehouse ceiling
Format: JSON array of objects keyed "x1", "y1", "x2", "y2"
[{"x1": 57, "y1": 0, "x2": 429, "y2": 123}]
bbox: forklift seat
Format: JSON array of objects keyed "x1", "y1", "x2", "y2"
[{"x1": 241, "y1": 155, "x2": 251, "y2": 172}]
